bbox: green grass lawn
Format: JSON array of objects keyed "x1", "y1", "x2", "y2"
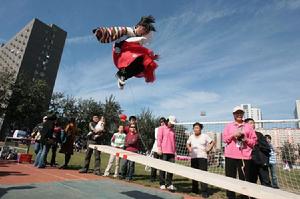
[{"x1": 25, "y1": 146, "x2": 299, "y2": 198}]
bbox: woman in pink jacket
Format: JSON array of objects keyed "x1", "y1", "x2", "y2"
[
  {"x1": 223, "y1": 106, "x2": 257, "y2": 199},
  {"x1": 157, "y1": 115, "x2": 177, "y2": 192}
]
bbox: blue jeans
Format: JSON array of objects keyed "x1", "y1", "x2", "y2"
[
  {"x1": 121, "y1": 159, "x2": 135, "y2": 180},
  {"x1": 34, "y1": 144, "x2": 49, "y2": 168},
  {"x1": 269, "y1": 164, "x2": 279, "y2": 187},
  {"x1": 34, "y1": 142, "x2": 41, "y2": 155}
]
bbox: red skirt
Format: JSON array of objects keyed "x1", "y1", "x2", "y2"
[{"x1": 113, "y1": 41, "x2": 158, "y2": 83}]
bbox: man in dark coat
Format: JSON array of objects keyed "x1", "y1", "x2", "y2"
[
  {"x1": 33, "y1": 113, "x2": 57, "y2": 168},
  {"x1": 79, "y1": 115, "x2": 105, "y2": 175},
  {"x1": 245, "y1": 118, "x2": 271, "y2": 187}
]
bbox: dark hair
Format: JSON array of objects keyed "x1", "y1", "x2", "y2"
[
  {"x1": 46, "y1": 112, "x2": 57, "y2": 121},
  {"x1": 129, "y1": 116, "x2": 137, "y2": 121},
  {"x1": 265, "y1": 134, "x2": 272, "y2": 140},
  {"x1": 69, "y1": 118, "x2": 76, "y2": 123},
  {"x1": 193, "y1": 122, "x2": 203, "y2": 129},
  {"x1": 136, "y1": 15, "x2": 156, "y2": 32},
  {"x1": 244, "y1": 118, "x2": 254, "y2": 123},
  {"x1": 159, "y1": 117, "x2": 166, "y2": 124}
]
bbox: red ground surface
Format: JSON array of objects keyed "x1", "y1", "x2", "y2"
[
  {"x1": 0, "y1": 160, "x2": 101, "y2": 184},
  {"x1": 0, "y1": 161, "x2": 199, "y2": 199}
]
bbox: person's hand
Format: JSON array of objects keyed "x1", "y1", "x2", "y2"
[
  {"x1": 233, "y1": 131, "x2": 242, "y2": 139},
  {"x1": 93, "y1": 28, "x2": 102, "y2": 39},
  {"x1": 187, "y1": 147, "x2": 192, "y2": 153},
  {"x1": 157, "y1": 150, "x2": 162, "y2": 156}
]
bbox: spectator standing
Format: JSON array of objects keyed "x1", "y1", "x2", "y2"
[
  {"x1": 31, "y1": 116, "x2": 47, "y2": 154},
  {"x1": 150, "y1": 117, "x2": 166, "y2": 182},
  {"x1": 186, "y1": 122, "x2": 215, "y2": 198},
  {"x1": 59, "y1": 118, "x2": 77, "y2": 169},
  {"x1": 223, "y1": 107, "x2": 257, "y2": 199},
  {"x1": 79, "y1": 115, "x2": 105, "y2": 175},
  {"x1": 49, "y1": 120, "x2": 62, "y2": 166},
  {"x1": 244, "y1": 118, "x2": 271, "y2": 187},
  {"x1": 34, "y1": 113, "x2": 57, "y2": 168},
  {"x1": 265, "y1": 135, "x2": 280, "y2": 189},
  {"x1": 157, "y1": 115, "x2": 177, "y2": 192},
  {"x1": 103, "y1": 124, "x2": 126, "y2": 177},
  {"x1": 120, "y1": 124, "x2": 140, "y2": 181}
]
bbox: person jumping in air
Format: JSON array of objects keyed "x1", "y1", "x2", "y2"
[{"x1": 92, "y1": 15, "x2": 159, "y2": 89}]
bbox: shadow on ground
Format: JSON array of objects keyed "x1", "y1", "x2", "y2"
[
  {"x1": 0, "y1": 171, "x2": 28, "y2": 177},
  {"x1": 0, "y1": 186, "x2": 35, "y2": 198},
  {"x1": 120, "y1": 190, "x2": 166, "y2": 199}
]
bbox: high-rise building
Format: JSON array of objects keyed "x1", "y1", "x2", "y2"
[
  {"x1": 241, "y1": 104, "x2": 262, "y2": 127},
  {"x1": 0, "y1": 18, "x2": 67, "y2": 137},
  {"x1": 241, "y1": 104, "x2": 262, "y2": 120},
  {"x1": 295, "y1": 100, "x2": 300, "y2": 128}
]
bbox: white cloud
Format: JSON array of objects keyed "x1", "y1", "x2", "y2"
[
  {"x1": 54, "y1": 55, "x2": 114, "y2": 95},
  {"x1": 66, "y1": 35, "x2": 94, "y2": 45},
  {"x1": 276, "y1": 0, "x2": 300, "y2": 10},
  {"x1": 158, "y1": 91, "x2": 220, "y2": 109}
]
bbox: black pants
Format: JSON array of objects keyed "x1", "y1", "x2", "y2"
[
  {"x1": 159, "y1": 154, "x2": 175, "y2": 186},
  {"x1": 117, "y1": 56, "x2": 144, "y2": 80},
  {"x1": 64, "y1": 153, "x2": 71, "y2": 166},
  {"x1": 250, "y1": 161, "x2": 271, "y2": 187},
  {"x1": 83, "y1": 140, "x2": 101, "y2": 172},
  {"x1": 225, "y1": 157, "x2": 251, "y2": 199},
  {"x1": 150, "y1": 152, "x2": 161, "y2": 180},
  {"x1": 191, "y1": 158, "x2": 208, "y2": 194},
  {"x1": 50, "y1": 143, "x2": 58, "y2": 165}
]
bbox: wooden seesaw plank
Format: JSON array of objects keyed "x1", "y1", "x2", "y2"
[{"x1": 90, "y1": 144, "x2": 300, "y2": 199}]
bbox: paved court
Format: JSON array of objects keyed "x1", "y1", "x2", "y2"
[
  {"x1": 0, "y1": 180, "x2": 182, "y2": 199},
  {"x1": 0, "y1": 161, "x2": 197, "y2": 199}
]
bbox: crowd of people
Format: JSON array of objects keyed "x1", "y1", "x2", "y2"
[{"x1": 29, "y1": 106, "x2": 280, "y2": 199}]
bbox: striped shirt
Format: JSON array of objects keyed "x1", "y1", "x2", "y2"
[
  {"x1": 111, "y1": 132, "x2": 126, "y2": 148},
  {"x1": 94, "y1": 26, "x2": 152, "y2": 45},
  {"x1": 94, "y1": 26, "x2": 134, "y2": 43},
  {"x1": 269, "y1": 144, "x2": 277, "y2": 164}
]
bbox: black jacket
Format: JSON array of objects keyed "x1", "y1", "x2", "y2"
[{"x1": 251, "y1": 131, "x2": 271, "y2": 166}]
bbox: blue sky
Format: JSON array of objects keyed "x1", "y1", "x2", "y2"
[{"x1": 1, "y1": 0, "x2": 300, "y2": 122}]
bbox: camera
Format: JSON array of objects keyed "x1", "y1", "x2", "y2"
[{"x1": 237, "y1": 133, "x2": 245, "y2": 141}]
